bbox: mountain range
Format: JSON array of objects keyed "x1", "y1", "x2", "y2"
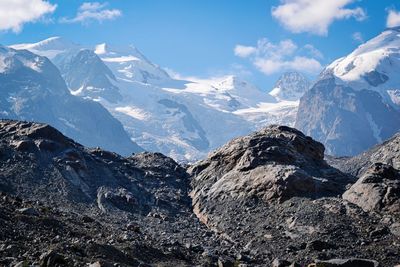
[
  {"x1": 4, "y1": 26, "x2": 400, "y2": 160},
  {"x1": 0, "y1": 44, "x2": 141, "y2": 156},
  {"x1": 11, "y1": 37, "x2": 306, "y2": 161}
]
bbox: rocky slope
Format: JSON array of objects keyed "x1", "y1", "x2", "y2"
[
  {"x1": 0, "y1": 44, "x2": 141, "y2": 156},
  {"x1": 296, "y1": 27, "x2": 400, "y2": 156},
  {"x1": 0, "y1": 120, "x2": 233, "y2": 266},
  {"x1": 328, "y1": 132, "x2": 400, "y2": 177},
  {"x1": 1, "y1": 120, "x2": 399, "y2": 266},
  {"x1": 189, "y1": 125, "x2": 400, "y2": 266}
]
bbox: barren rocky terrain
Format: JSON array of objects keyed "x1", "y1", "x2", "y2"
[{"x1": 0, "y1": 120, "x2": 399, "y2": 266}]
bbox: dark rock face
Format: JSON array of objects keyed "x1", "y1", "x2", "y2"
[
  {"x1": 295, "y1": 76, "x2": 400, "y2": 156},
  {"x1": 0, "y1": 120, "x2": 184, "y2": 214},
  {"x1": 343, "y1": 163, "x2": 400, "y2": 215},
  {"x1": 0, "y1": 46, "x2": 141, "y2": 156}
]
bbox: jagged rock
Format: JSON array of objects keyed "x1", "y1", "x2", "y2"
[
  {"x1": 343, "y1": 163, "x2": 400, "y2": 214},
  {"x1": 311, "y1": 258, "x2": 379, "y2": 267}
]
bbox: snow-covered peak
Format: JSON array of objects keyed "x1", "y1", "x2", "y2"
[
  {"x1": 12, "y1": 37, "x2": 78, "y2": 52},
  {"x1": 211, "y1": 75, "x2": 276, "y2": 106},
  {"x1": 0, "y1": 45, "x2": 48, "y2": 74},
  {"x1": 94, "y1": 42, "x2": 171, "y2": 84},
  {"x1": 94, "y1": 43, "x2": 146, "y2": 61},
  {"x1": 269, "y1": 71, "x2": 311, "y2": 101},
  {"x1": 215, "y1": 75, "x2": 255, "y2": 91},
  {"x1": 325, "y1": 27, "x2": 400, "y2": 107},
  {"x1": 11, "y1": 37, "x2": 80, "y2": 60}
]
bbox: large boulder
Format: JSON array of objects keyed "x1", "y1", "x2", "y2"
[
  {"x1": 343, "y1": 163, "x2": 400, "y2": 215},
  {"x1": 189, "y1": 125, "x2": 351, "y2": 209}
]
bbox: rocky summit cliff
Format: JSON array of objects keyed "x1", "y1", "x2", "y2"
[{"x1": 0, "y1": 120, "x2": 399, "y2": 266}]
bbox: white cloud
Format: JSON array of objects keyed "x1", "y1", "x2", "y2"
[
  {"x1": 387, "y1": 9, "x2": 400, "y2": 28},
  {"x1": 0, "y1": 0, "x2": 56, "y2": 33},
  {"x1": 352, "y1": 32, "x2": 364, "y2": 43},
  {"x1": 234, "y1": 45, "x2": 257, "y2": 58},
  {"x1": 234, "y1": 38, "x2": 323, "y2": 75},
  {"x1": 60, "y1": 2, "x2": 121, "y2": 24},
  {"x1": 272, "y1": 0, "x2": 366, "y2": 35}
]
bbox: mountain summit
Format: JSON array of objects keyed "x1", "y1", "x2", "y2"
[
  {"x1": 296, "y1": 28, "x2": 400, "y2": 156},
  {"x1": 269, "y1": 71, "x2": 311, "y2": 101}
]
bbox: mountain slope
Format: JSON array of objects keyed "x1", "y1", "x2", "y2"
[
  {"x1": 0, "y1": 44, "x2": 141, "y2": 155},
  {"x1": 296, "y1": 28, "x2": 400, "y2": 156}
]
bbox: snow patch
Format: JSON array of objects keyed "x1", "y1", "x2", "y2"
[{"x1": 115, "y1": 106, "x2": 150, "y2": 121}]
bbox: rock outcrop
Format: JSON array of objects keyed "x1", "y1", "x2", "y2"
[
  {"x1": 343, "y1": 163, "x2": 400, "y2": 215},
  {"x1": 190, "y1": 125, "x2": 351, "y2": 206}
]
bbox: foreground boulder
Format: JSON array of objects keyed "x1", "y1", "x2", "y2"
[{"x1": 190, "y1": 125, "x2": 351, "y2": 207}]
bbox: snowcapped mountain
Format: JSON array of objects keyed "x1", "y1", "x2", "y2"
[
  {"x1": 269, "y1": 71, "x2": 311, "y2": 101},
  {"x1": 325, "y1": 26, "x2": 400, "y2": 108},
  {"x1": 296, "y1": 27, "x2": 400, "y2": 156},
  {"x1": 0, "y1": 44, "x2": 142, "y2": 155},
  {"x1": 12, "y1": 37, "x2": 305, "y2": 161},
  {"x1": 94, "y1": 43, "x2": 171, "y2": 85}
]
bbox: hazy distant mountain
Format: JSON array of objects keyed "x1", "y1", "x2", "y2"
[
  {"x1": 296, "y1": 27, "x2": 400, "y2": 156},
  {"x1": 0, "y1": 44, "x2": 142, "y2": 155}
]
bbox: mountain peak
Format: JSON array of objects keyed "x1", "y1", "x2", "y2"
[
  {"x1": 269, "y1": 71, "x2": 311, "y2": 101},
  {"x1": 217, "y1": 75, "x2": 249, "y2": 89},
  {"x1": 11, "y1": 37, "x2": 78, "y2": 52}
]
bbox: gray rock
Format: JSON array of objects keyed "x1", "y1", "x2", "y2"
[{"x1": 343, "y1": 163, "x2": 400, "y2": 214}]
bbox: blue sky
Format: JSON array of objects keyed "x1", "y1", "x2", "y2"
[{"x1": 0, "y1": 0, "x2": 399, "y2": 90}]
